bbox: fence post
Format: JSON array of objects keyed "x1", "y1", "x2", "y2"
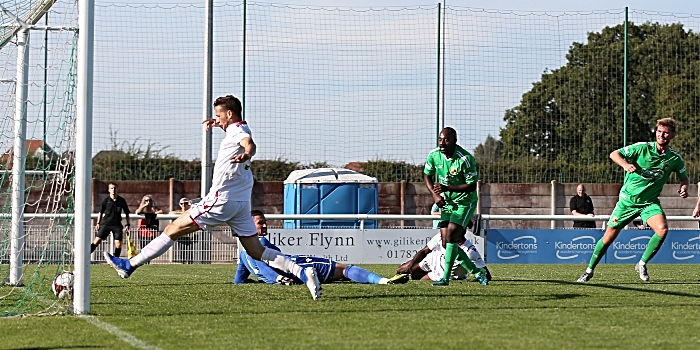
[{"x1": 551, "y1": 180, "x2": 557, "y2": 229}]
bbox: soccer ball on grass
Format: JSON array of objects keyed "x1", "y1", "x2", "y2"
[{"x1": 52, "y1": 271, "x2": 74, "y2": 299}]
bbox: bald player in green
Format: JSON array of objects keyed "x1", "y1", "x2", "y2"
[
  {"x1": 424, "y1": 127, "x2": 488, "y2": 286},
  {"x1": 578, "y1": 118, "x2": 689, "y2": 283}
]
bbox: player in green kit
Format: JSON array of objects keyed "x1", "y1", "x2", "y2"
[
  {"x1": 577, "y1": 118, "x2": 689, "y2": 282},
  {"x1": 424, "y1": 127, "x2": 488, "y2": 286}
]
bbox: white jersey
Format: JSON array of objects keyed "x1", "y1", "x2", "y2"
[
  {"x1": 419, "y1": 233, "x2": 470, "y2": 281},
  {"x1": 210, "y1": 121, "x2": 254, "y2": 201}
]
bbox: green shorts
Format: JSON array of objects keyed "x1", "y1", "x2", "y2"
[
  {"x1": 439, "y1": 201, "x2": 477, "y2": 229},
  {"x1": 607, "y1": 200, "x2": 665, "y2": 229}
]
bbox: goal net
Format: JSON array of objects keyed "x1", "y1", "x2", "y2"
[{"x1": 0, "y1": 0, "x2": 78, "y2": 317}]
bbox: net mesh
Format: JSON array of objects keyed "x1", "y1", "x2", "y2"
[
  {"x1": 0, "y1": 0, "x2": 77, "y2": 317},
  {"x1": 90, "y1": 3, "x2": 700, "y2": 183}
]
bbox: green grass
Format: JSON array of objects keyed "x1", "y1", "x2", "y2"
[{"x1": 2, "y1": 264, "x2": 700, "y2": 349}]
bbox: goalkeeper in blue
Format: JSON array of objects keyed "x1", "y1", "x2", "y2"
[{"x1": 234, "y1": 210, "x2": 409, "y2": 285}]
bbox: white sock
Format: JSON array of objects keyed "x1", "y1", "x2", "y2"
[
  {"x1": 638, "y1": 260, "x2": 646, "y2": 266},
  {"x1": 130, "y1": 233, "x2": 174, "y2": 267},
  {"x1": 378, "y1": 278, "x2": 389, "y2": 284},
  {"x1": 466, "y1": 245, "x2": 487, "y2": 268},
  {"x1": 586, "y1": 268, "x2": 594, "y2": 274},
  {"x1": 260, "y1": 248, "x2": 304, "y2": 279}
]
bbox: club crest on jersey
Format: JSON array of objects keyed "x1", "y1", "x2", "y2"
[{"x1": 450, "y1": 167, "x2": 457, "y2": 175}]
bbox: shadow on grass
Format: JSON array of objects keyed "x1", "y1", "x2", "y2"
[{"x1": 502, "y1": 278, "x2": 700, "y2": 298}]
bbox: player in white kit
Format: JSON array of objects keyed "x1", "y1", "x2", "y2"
[{"x1": 105, "y1": 95, "x2": 322, "y2": 300}]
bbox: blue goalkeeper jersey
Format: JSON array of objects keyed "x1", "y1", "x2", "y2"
[{"x1": 233, "y1": 237, "x2": 336, "y2": 284}]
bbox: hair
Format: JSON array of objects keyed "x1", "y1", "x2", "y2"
[
  {"x1": 656, "y1": 118, "x2": 676, "y2": 133},
  {"x1": 179, "y1": 197, "x2": 190, "y2": 204},
  {"x1": 108, "y1": 182, "x2": 118, "y2": 188},
  {"x1": 143, "y1": 195, "x2": 156, "y2": 207},
  {"x1": 250, "y1": 209, "x2": 265, "y2": 217},
  {"x1": 441, "y1": 127, "x2": 457, "y2": 140},
  {"x1": 213, "y1": 95, "x2": 242, "y2": 119}
]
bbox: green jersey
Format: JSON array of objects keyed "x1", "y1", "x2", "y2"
[
  {"x1": 617, "y1": 141, "x2": 687, "y2": 205},
  {"x1": 424, "y1": 145, "x2": 478, "y2": 205}
]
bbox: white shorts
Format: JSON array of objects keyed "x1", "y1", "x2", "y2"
[
  {"x1": 419, "y1": 250, "x2": 468, "y2": 281},
  {"x1": 189, "y1": 194, "x2": 257, "y2": 237}
]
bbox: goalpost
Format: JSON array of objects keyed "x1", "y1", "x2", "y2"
[{"x1": 0, "y1": 0, "x2": 91, "y2": 316}]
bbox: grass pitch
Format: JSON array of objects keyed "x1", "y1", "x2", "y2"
[{"x1": 2, "y1": 264, "x2": 700, "y2": 349}]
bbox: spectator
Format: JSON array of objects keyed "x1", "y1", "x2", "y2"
[
  {"x1": 92, "y1": 182, "x2": 131, "y2": 257},
  {"x1": 431, "y1": 203, "x2": 441, "y2": 229},
  {"x1": 570, "y1": 184, "x2": 596, "y2": 228},
  {"x1": 135, "y1": 195, "x2": 164, "y2": 251}
]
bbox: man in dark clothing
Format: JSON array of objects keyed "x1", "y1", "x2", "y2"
[
  {"x1": 570, "y1": 184, "x2": 596, "y2": 228},
  {"x1": 92, "y1": 182, "x2": 131, "y2": 257}
]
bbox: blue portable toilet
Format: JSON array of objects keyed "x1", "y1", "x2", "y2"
[{"x1": 283, "y1": 168, "x2": 378, "y2": 229}]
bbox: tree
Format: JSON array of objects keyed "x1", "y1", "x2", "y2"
[
  {"x1": 473, "y1": 134, "x2": 503, "y2": 164},
  {"x1": 498, "y1": 22, "x2": 700, "y2": 182}
]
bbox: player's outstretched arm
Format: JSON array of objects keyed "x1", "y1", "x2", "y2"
[
  {"x1": 610, "y1": 150, "x2": 636, "y2": 173},
  {"x1": 677, "y1": 177, "x2": 689, "y2": 198},
  {"x1": 231, "y1": 137, "x2": 256, "y2": 163}
]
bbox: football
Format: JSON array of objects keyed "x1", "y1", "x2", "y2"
[{"x1": 52, "y1": 271, "x2": 74, "y2": 299}]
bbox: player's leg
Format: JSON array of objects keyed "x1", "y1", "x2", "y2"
[
  {"x1": 91, "y1": 225, "x2": 111, "y2": 252},
  {"x1": 113, "y1": 229, "x2": 124, "y2": 257},
  {"x1": 578, "y1": 202, "x2": 638, "y2": 282},
  {"x1": 90, "y1": 237, "x2": 102, "y2": 253},
  {"x1": 637, "y1": 207, "x2": 668, "y2": 281},
  {"x1": 104, "y1": 212, "x2": 199, "y2": 278},
  {"x1": 334, "y1": 262, "x2": 406, "y2": 284},
  {"x1": 462, "y1": 238, "x2": 491, "y2": 281},
  {"x1": 436, "y1": 203, "x2": 486, "y2": 286},
  {"x1": 231, "y1": 204, "x2": 321, "y2": 300}
]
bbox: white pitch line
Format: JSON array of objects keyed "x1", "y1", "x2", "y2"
[{"x1": 79, "y1": 315, "x2": 163, "y2": 350}]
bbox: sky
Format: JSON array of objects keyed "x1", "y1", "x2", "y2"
[
  {"x1": 107, "y1": 0, "x2": 700, "y2": 14},
  {"x1": 6, "y1": 0, "x2": 700, "y2": 168}
]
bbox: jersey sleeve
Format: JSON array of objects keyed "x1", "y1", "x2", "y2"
[
  {"x1": 426, "y1": 233, "x2": 442, "y2": 251},
  {"x1": 100, "y1": 198, "x2": 107, "y2": 214},
  {"x1": 119, "y1": 197, "x2": 130, "y2": 214},
  {"x1": 424, "y1": 152, "x2": 436, "y2": 175},
  {"x1": 569, "y1": 196, "x2": 577, "y2": 212},
  {"x1": 259, "y1": 237, "x2": 281, "y2": 252},
  {"x1": 676, "y1": 158, "x2": 688, "y2": 179},
  {"x1": 617, "y1": 142, "x2": 645, "y2": 159},
  {"x1": 462, "y1": 154, "x2": 479, "y2": 185}
]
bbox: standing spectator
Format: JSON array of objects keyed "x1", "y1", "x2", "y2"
[
  {"x1": 570, "y1": 184, "x2": 596, "y2": 228},
  {"x1": 135, "y1": 195, "x2": 164, "y2": 251},
  {"x1": 92, "y1": 182, "x2": 131, "y2": 257}
]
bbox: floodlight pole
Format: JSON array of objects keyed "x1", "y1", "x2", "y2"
[
  {"x1": 10, "y1": 28, "x2": 29, "y2": 286},
  {"x1": 74, "y1": 0, "x2": 95, "y2": 315},
  {"x1": 202, "y1": 0, "x2": 214, "y2": 197}
]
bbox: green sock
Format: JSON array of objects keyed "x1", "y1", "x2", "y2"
[
  {"x1": 587, "y1": 239, "x2": 609, "y2": 270},
  {"x1": 641, "y1": 234, "x2": 665, "y2": 263},
  {"x1": 456, "y1": 249, "x2": 478, "y2": 274},
  {"x1": 442, "y1": 243, "x2": 459, "y2": 282}
]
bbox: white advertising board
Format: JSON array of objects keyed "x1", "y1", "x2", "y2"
[{"x1": 261, "y1": 229, "x2": 485, "y2": 264}]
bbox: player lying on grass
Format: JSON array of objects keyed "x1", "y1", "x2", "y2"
[
  {"x1": 234, "y1": 210, "x2": 409, "y2": 285},
  {"x1": 104, "y1": 95, "x2": 321, "y2": 300},
  {"x1": 394, "y1": 231, "x2": 491, "y2": 284}
]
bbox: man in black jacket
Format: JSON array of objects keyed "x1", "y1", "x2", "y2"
[{"x1": 92, "y1": 182, "x2": 131, "y2": 257}]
